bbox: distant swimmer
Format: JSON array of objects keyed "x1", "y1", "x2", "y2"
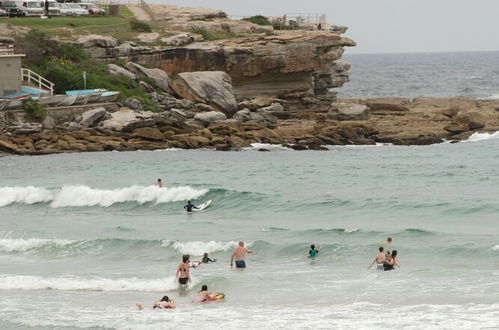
[
  {"x1": 175, "y1": 254, "x2": 191, "y2": 285},
  {"x1": 368, "y1": 247, "x2": 387, "y2": 270},
  {"x1": 156, "y1": 178, "x2": 163, "y2": 187},
  {"x1": 184, "y1": 200, "x2": 199, "y2": 212},
  {"x1": 308, "y1": 244, "x2": 320, "y2": 258},
  {"x1": 385, "y1": 237, "x2": 393, "y2": 245},
  {"x1": 383, "y1": 250, "x2": 400, "y2": 271},
  {"x1": 136, "y1": 295, "x2": 175, "y2": 310},
  {"x1": 230, "y1": 241, "x2": 253, "y2": 268},
  {"x1": 202, "y1": 252, "x2": 214, "y2": 263}
]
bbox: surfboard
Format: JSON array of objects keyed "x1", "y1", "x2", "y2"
[{"x1": 193, "y1": 200, "x2": 212, "y2": 212}]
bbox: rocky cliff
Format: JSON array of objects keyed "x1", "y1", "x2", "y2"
[{"x1": 129, "y1": 32, "x2": 355, "y2": 100}]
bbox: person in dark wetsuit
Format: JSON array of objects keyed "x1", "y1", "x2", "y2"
[
  {"x1": 184, "y1": 200, "x2": 198, "y2": 212},
  {"x1": 175, "y1": 254, "x2": 191, "y2": 285},
  {"x1": 383, "y1": 250, "x2": 399, "y2": 271},
  {"x1": 308, "y1": 244, "x2": 320, "y2": 258},
  {"x1": 202, "y1": 252, "x2": 214, "y2": 263}
]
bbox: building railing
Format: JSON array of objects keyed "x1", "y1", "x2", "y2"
[{"x1": 21, "y1": 68, "x2": 55, "y2": 96}]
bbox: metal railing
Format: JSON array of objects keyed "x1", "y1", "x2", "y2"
[{"x1": 21, "y1": 68, "x2": 55, "y2": 96}]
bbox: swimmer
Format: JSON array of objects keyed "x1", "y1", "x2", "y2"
[
  {"x1": 308, "y1": 244, "x2": 320, "y2": 258},
  {"x1": 385, "y1": 237, "x2": 393, "y2": 245},
  {"x1": 202, "y1": 252, "x2": 214, "y2": 263},
  {"x1": 175, "y1": 254, "x2": 191, "y2": 285},
  {"x1": 184, "y1": 200, "x2": 199, "y2": 212},
  {"x1": 368, "y1": 247, "x2": 387, "y2": 270},
  {"x1": 230, "y1": 241, "x2": 253, "y2": 268},
  {"x1": 193, "y1": 285, "x2": 210, "y2": 303},
  {"x1": 383, "y1": 250, "x2": 399, "y2": 271},
  {"x1": 155, "y1": 178, "x2": 162, "y2": 187},
  {"x1": 136, "y1": 295, "x2": 175, "y2": 310}
]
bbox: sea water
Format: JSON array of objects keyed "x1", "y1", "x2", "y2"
[{"x1": 1, "y1": 134, "x2": 499, "y2": 329}]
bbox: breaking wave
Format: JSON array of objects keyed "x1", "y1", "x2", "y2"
[
  {"x1": 0, "y1": 274, "x2": 197, "y2": 292},
  {"x1": 0, "y1": 185, "x2": 208, "y2": 208},
  {"x1": 161, "y1": 240, "x2": 239, "y2": 256},
  {"x1": 465, "y1": 131, "x2": 499, "y2": 143}
]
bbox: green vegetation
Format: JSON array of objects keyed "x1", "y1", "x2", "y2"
[
  {"x1": 130, "y1": 19, "x2": 152, "y2": 32},
  {"x1": 189, "y1": 26, "x2": 238, "y2": 41},
  {"x1": 242, "y1": 15, "x2": 271, "y2": 26},
  {"x1": 7, "y1": 6, "x2": 156, "y2": 39},
  {"x1": 22, "y1": 98, "x2": 47, "y2": 121},
  {"x1": 22, "y1": 31, "x2": 159, "y2": 111}
]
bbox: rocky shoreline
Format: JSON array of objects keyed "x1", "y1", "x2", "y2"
[{"x1": 1, "y1": 94, "x2": 499, "y2": 155}]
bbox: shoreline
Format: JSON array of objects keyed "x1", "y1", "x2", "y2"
[{"x1": 1, "y1": 97, "x2": 499, "y2": 155}]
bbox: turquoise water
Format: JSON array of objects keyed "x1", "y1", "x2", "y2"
[{"x1": 0, "y1": 139, "x2": 499, "y2": 329}]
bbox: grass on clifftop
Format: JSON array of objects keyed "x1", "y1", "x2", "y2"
[
  {"x1": 8, "y1": 6, "x2": 155, "y2": 40},
  {"x1": 21, "y1": 30, "x2": 159, "y2": 111}
]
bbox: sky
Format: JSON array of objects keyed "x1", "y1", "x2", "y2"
[{"x1": 153, "y1": 0, "x2": 499, "y2": 54}]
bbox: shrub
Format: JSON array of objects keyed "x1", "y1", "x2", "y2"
[
  {"x1": 21, "y1": 30, "x2": 160, "y2": 112},
  {"x1": 130, "y1": 19, "x2": 152, "y2": 32},
  {"x1": 242, "y1": 15, "x2": 271, "y2": 26},
  {"x1": 22, "y1": 98, "x2": 47, "y2": 121}
]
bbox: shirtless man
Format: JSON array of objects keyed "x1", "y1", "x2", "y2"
[
  {"x1": 155, "y1": 178, "x2": 162, "y2": 187},
  {"x1": 385, "y1": 237, "x2": 392, "y2": 245},
  {"x1": 230, "y1": 241, "x2": 253, "y2": 268},
  {"x1": 368, "y1": 247, "x2": 387, "y2": 270},
  {"x1": 175, "y1": 254, "x2": 191, "y2": 286}
]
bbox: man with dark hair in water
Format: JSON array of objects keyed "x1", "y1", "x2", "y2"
[
  {"x1": 136, "y1": 295, "x2": 176, "y2": 309},
  {"x1": 368, "y1": 247, "x2": 387, "y2": 270},
  {"x1": 308, "y1": 244, "x2": 320, "y2": 258},
  {"x1": 385, "y1": 237, "x2": 393, "y2": 245},
  {"x1": 156, "y1": 178, "x2": 162, "y2": 187},
  {"x1": 184, "y1": 200, "x2": 198, "y2": 212}
]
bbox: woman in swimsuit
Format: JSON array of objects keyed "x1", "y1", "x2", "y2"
[
  {"x1": 383, "y1": 250, "x2": 399, "y2": 271},
  {"x1": 176, "y1": 254, "x2": 191, "y2": 285},
  {"x1": 193, "y1": 285, "x2": 210, "y2": 303}
]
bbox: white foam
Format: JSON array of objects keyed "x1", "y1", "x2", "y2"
[
  {"x1": 493, "y1": 245, "x2": 499, "y2": 251},
  {"x1": 0, "y1": 186, "x2": 53, "y2": 207},
  {"x1": 465, "y1": 131, "x2": 499, "y2": 143},
  {"x1": 242, "y1": 143, "x2": 291, "y2": 151},
  {"x1": 486, "y1": 93, "x2": 499, "y2": 100},
  {"x1": 0, "y1": 185, "x2": 208, "y2": 208},
  {"x1": 345, "y1": 228, "x2": 359, "y2": 233},
  {"x1": 0, "y1": 274, "x2": 197, "y2": 292},
  {"x1": 0, "y1": 238, "x2": 74, "y2": 252},
  {"x1": 161, "y1": 240, "x2": 238, "y2": 256}
]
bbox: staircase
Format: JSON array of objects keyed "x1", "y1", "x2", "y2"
[{"x1": 21, "y1": 68, "x2": 54, "y2": 96}]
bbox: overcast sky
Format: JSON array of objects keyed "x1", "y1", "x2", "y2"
[{"x1": 154, "y1": 0, "x2": 499, "y2": 54}]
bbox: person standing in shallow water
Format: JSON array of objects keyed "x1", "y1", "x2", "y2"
[
  {"x1": 368, "y1": 247, "x2": 387, "y2": 270},
  {"x1": 175, "y1": 254, "x2": 191, "y2": 285},
  {"x1": 155, "y1": 178, "x2": 162, "y2": 187},
  {"x1": 385, "y1": 237, "x2": 393, "y2": 245},
  {"x1": 383, "y1": 250, "x2": 400, "y2": 271},
  {"x1": 230, "y1": 241, "x2": 253, "y2": 268},
  {"x1": 184, "y1": 200, "x2": 198, "y2": 212},
  {"x1": 308, "y1": 244, "x2": 320, "y2": 258}
]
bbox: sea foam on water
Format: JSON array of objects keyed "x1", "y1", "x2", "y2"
[{"x1": 0, "y1": 185, "x2": 208, "y2": 208}]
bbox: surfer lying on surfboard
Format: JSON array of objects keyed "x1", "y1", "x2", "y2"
[{"x1": 136, "y1": 295, "x2": 176, "y2": 310}]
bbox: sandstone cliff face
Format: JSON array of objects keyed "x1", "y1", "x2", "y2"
[{"x1": 129, "y1": 32, "x2": 356, "y2": 100}]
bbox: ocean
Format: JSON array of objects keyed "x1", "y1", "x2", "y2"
[
  {"x1": 1, "y1": 51, "x2": 499, "y2": 329},
  {"x1": 340, "y1": 51, "x2": 499, "y2": 99}
]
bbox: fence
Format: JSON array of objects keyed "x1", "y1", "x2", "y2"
[{"x1": 229, "y1": 13, "x2": 327, "y2": 31}]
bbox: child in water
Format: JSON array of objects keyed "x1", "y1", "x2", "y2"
[
  {"x1": 308, "y1": 244, "x2": 320, "y2": 258},
  {"x1": 193, "y1": 285, "x2": 210, "y2": 303}
]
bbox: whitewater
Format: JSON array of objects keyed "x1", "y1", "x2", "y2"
[{"x1": 1, "y1": 137, "x2": 499, "y2": 329}]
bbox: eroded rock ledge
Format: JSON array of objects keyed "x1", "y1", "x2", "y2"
[{"x1": 1, "y1": 97, "x2": 499, "y2": 155}]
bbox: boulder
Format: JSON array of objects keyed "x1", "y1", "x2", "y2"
[
  {"x1": 135, "y1": 32, "x2": 160, "y2": 43},
  {"x1": 108, "y1": 64, "x2": 137, "y2": 80},
  {"x1": 80, "y1": 107, "x2": 109, "y2": 128},
  {"x1": 101, "y1": 108, "x2": 156, "y2": 132},
  {"x1": 239, "y1": 97, "x2": 274, "y2": 111},
  {"x1": 122, "y1": 98, "x2": 143, "y2": 111},
  {"x1": 160, "y1": 33, "x2": 195, "y2": 46},
  {"x1": 328, "y1": 102, "x2": 369, "y2": 121},
  {"x1": 194, "y1": 111, "x2": 227, "y2": 124},
  {"x1": 139, "y1": 81, "x2": 155, "y2": 93},
  {"x1": 78, "y1": 34, "x2": 118, "y2": 48},
  {"x1": 6, "y1": 123, "x2": 42, "y2": 134},
  {"x1": 170, "y1": 71, "x2": 238, "y2": 117},
  {"x1": 42, "y1": 116, "x2": 55, "y2": 129},
  {"x1": 233, "y1": 109, "x2": 252, "y2": 122},
  {"x1": 196, "y1": 103, "x2": 215, "y2": 112},
  {"x1": 455, "y1": 111, "x2": 486, "y2": 130},
  {"x1": 131, "y1": 127, "x2": 164, "y2": 141},
  {"x1": 257, "y1": 103, "x2": 284, "y2": 114},
  {"x1": 125, "y1": 62, "x2": 171, "y2": 93},
  {"x1": 366, "y1": 98, "x2": 410, "y2": 113},
  {"x1": 0, "y1": 139, "x2": 18, "y2": 153}
]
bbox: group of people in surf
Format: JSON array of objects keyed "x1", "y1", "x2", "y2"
[
  {"x1": 308, "y1": 237, "x2": 400, "y2": 272},
  {"x1": 138, "y1": 241, "x2": 253, "y2": 309},
  {"x1": 155, "y1": 178, "x2": 200, "y2": 212},
  {"x1": 367, "y1": 237, "x2": 400, "y2": 271}
]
